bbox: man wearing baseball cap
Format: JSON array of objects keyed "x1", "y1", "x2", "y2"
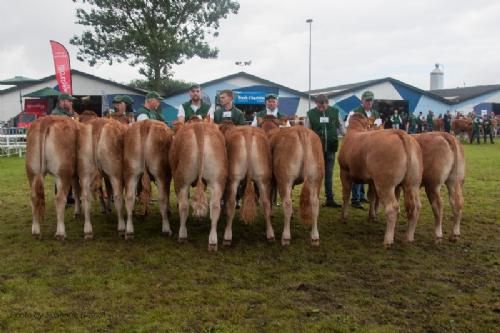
[
  {"x1": 111, "y1": 95, "x2": 130, "y2": 124},
  {"x1": 251, "y1": 93, "x2": 289, "y2": 127},
  {"x1": 51, "y1": 93, "x2": 75, "y2": 117},
  {"x1": 177, "y1": 84, "x2": 214, "y2": 123},
  {"x1": 136, "y1": 91, "x2": 165, "y2": 122}
]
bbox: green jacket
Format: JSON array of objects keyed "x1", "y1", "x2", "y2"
[
  {"x1": 473, "y1": 118, "x2": 481, "y2": 131},
  {"x1": 307, "y1": 106, "x2": 340, "y2": 153},
  {"x1": 353, "y1": 105, "x2": 380, "y2": 119},
  {"x1": 426, "y1": 114, "x2": 434, "y2": 125},
  {"x1": 214, "y1": 105, "x2": 246, "y2": 125},
  {"x1": 183, "y1": 101, "x2": 211, "y2": 120},
  {"x1": 136, "y1": 106, "x2": 165, "y2": 122},
  {"x1": 408, "y1": 114, "x2": 417, "y2": 127},
  {"x1": 390, "y1": 115, "x2": 401, "y2": 125},
  {"x1": 51, "y1": 107, "x2": 73, "y2": 117},
  {"x1": 483, "y1": 118, "x2": 492, "y2": 131}
]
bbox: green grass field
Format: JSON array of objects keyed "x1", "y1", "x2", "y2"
[{"x1": 0, "y1": 142, "x2": 499, "y2": 332}]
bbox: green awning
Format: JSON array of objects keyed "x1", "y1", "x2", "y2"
[
  {"x1": 0, "y1": 76, "x2": 39, "y2": 85},
  {"x1": 23, "y1": 87, "x2": 61, "y2": 98}
]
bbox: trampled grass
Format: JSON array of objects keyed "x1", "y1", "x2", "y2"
[{"x1": 0, "y1": 142, "x2": 498, "y2": 332}]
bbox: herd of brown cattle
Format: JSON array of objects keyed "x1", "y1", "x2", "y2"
[{"x1": 25, "y1": 112, "x2": 465, "y2": 250}]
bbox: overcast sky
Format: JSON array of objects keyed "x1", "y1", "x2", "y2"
[{"x1": 1, "y1": 0, "x2": 499, "y2": 92}]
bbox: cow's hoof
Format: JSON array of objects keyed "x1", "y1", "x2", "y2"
[
  {"x1": 311, "y1": 239, "x2": 320, "y2": 247},
  {"x1": 267, "y1": 237, "x2": 275, "y2": 243},
  {"x1": 368, "y1": 216, "x2": 377, "y2": 223},
  {"x1": 178, "y1": 237, "x2": 188, "y2": 244},
  {"x1": 341, "y1": 218, "x2": 348, "y2": 224},
  {"x1": 118, "y1": 230, "x2": 126, "y2": 238},
  {"x1": 125, "y1": 233, "x2": 134, "y2": 240},
  {"x1": 449, "y1": 234, "x2": 460, "y2": 242},
  {"x1": 281, "y1": 238, "x2": 291, "y2": 246},
  {"x1": 222, "y1": 239, "x2": 232, "y2": 247},
  {"x1": 435, "y1": 237, "x2": 443, "y2": 244},
  {"x1": 84, "y1": 233, "x2": 93, "y2": 240},
  {"x1": 208, "y1": 243, "x2": 218, "y2": 252},
  {"x1": 55, "y1": 234, "x2": 66, "y2": 241},
  {"x1": 383, "y1": 242, "x2": 393, "y2": 249},
  {"x1": 162, "y1": 230, "x2": 173, "y2": 237},
  {"x1": 32, "y1": 233, "x2": 41, "y2": 240}
]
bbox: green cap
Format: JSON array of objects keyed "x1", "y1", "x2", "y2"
[
  {"x1": 146, "y1": 91, "x2": 162, "y2": 101},
  {"x1": 112, "y1": 95, "x2": 124, "y2": 103},
  {"x1": 361, "y1": 91, "x2": 374, "y2": 100},
  {"x1": 58, "y1": 93, "x2": 74, "y2": 101},
  {"x1": 121, "y1": 95, "x2": 134, "y2": 105},
  {"x1": 265, "y1": 93, "x2": 278, "y2": 101}
]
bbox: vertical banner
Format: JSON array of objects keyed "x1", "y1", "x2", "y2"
[{"x1": 49, "y1": 40, "x2": 72, "y2": 95}]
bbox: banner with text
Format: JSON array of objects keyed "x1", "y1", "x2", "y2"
[{"x1": 50, "y1": 40, "x2": 72, "y2": 95}]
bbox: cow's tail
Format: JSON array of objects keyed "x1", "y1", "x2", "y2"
[
  {"x1": 33, "y1": 121, "x2": 51, "y2": 218},
  {"x1": 442, "y1": 133, "x2": 464, "y2": 210},
  {"x1": 240, "y1": 131, "x2": 257, "y2": 224},
  {"x1": 191, "y1": 124, "x2": 209, "y2": 218},
  {"x1": 299, "y1": 130, "x2": 314, "y2": 225},
  {"x1": 395, "y1": 131, "x2": 421, "y2": 220}
]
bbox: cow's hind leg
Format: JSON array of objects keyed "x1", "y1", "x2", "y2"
[
  {"x1": 109, "y1": 175, "x2": 125, "y2": 237},
  {"x1": 223, "y1": 179, "x2": 239, "y2": 246},
  {"x1": 80, "y1": 173, "x2": 94, "y2": 239},
  {"x1": 124, "y1": 173, "x2": 140, "y2": 239},
  {"x1": 309, "y1": 180, "x2": 320, "y2": 246},
  {"x1": 446, "y1": 180, "x2": 464, "y2": 242},
  {"x1": 367, "y1": 183, "x2": 378, "y2": 223},
  {"x1": 54, "y1": 176, "x2": 71, "y2": 240},
  {"x1": 339, "y1": 169, "x2": 352, "y2": 224},
  {"x1": 279, "y1": 181, "x2": 293, "y2": 246},
  {"x1": 377, "y1": 186, "x2": 399, "y2": 247},
  {"x1": 156, "y1": 177, "x2": 172, "y2": 236},
  {"x1": 208, "y1": 181, "x2": 223, "y2": 252},
  {"x1": 177, "y1": 186, "x2": 190, "y2": 242},
  {"x1": 256, "y1": 179, "x2": 275, "y2": 242},
  {"x1": 28, "y1": 173, "x2": 44, "y2": 239},
  {"x1": 425, "y1": 184, "x2": 443, "y2": 242},
  {"x1": 403, "y1": 185, "x2": 421, "y2": 243}
]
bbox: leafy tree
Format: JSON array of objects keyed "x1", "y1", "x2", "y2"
[
  {"x1": 71, "y1": 0, "x2": 239, "y2": 90},
  {"x1": 129, "y1": 78, "x2": 194, "y2": 96}
]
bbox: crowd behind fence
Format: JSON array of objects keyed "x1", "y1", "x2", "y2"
[{"x1": 0, "y1": 128, "x2": 27, "y2": 157}]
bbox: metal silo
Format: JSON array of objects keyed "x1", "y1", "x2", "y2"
[{"x1": 430, "y1": 63, "x2": 444, "y2": 90}]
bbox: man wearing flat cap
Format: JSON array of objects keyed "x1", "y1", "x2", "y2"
[
  {"x1": 305, "y1": 94, "x2": 343, "y2": 208},
  {"x1": 110, "y1": 95, "x2": 130, "y2": 124},
  {"x1": 136, "y1": 91, "x2": 165, "y2": 122},
  {"x1": 177, "y1": 84, "x2": 214, "y2": 123},
  {"x1": 213, "y1": 90, "x2": 246, "y2": 125},
  {"x1": 51, "y1": 93, "x2": 76, "y2": 117},
  {"x1": 251, "y1": 94, "x2": 289, "y2": 127},
  {"x1": 347, "y1": 90, "x2": 382, "y2": 209}
]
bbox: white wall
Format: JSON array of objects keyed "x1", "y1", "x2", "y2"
[
  {"x1": 0, "y1": 73, "x2": 141, "y2": 121},
  {"x1": 414, "y1": 95, "x2": 450, "y2": 117}
]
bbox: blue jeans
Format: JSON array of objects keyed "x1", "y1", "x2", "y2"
[
  {"x1": 324, "y1": 151, "x2": 335, "y2": 201},
  {"x1": 351, "y1": 183, "x2": 365, "y2": 204}
]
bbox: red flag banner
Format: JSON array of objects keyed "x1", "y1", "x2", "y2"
[{"x1": 50, "y1": 40, "x2": 72, "y2": 95}]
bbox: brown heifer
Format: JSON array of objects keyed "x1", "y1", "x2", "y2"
[
  {"x1": 222, "y1": 125, "x2": 274, "y2": 245},
  {"x1": 338, "y1": 113, "x2": 423, "y2": 247},
  {"x1": 169, "y1": 121, "x2": 227, "y2": 251},
  {"x1": 77, "y1": 118, "x2": 128, "y2": 238},
  {"x1": 412, "y1": 132, "x2": 465, "y2": 242},
  {"x1": 451, "y1": 118, "x2": 472, "y2": 143},
  {"x1": 433, "y1": 118, "x2": 444, "y2": 132},
  {"x1": 270, "y1": 126, "x2": 324, "y2": 246},
  {"x1": 123, "y1": 120, "x2": 174, "y2": 238},
  {"x1": 25, "y1": 116, "x2": 81, "y2": 239}
]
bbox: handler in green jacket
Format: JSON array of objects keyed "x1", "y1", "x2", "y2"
[
  {"x1": 390, "y1": 109, "x2": 402, "y2": 129},
  {"x1": 251, "y1": 93, "x2": 288, "y2": 127},
  {"x1": 136, "y1": 91, "x2": 165, "y2": 122},
  {"x1": 213, "y1": 90, "x2": 246, "y2": 125},
  {"x1": 51, "y1": 93, "x2": 76, "y2": 118},
  {"x1": 177, "y1": 84, "x2": 214, "y2": 123},
  {"x1": 426, "y1": 110, "x2": 434, "y2": 131},
  {"x1": 305, "y1": 94, "x2": 342, "y2": 208}
]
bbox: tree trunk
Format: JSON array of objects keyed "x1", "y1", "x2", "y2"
[{"x1": 153, "y1": 66, "x2": 162, "y2": 92}]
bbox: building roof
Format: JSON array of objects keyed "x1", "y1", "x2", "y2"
[
  {"x1": 0, "y1": 69, "x2": 147, "y2": 96},
  {"x1": 430, "y1": 85, "x2": 500, "y2": 103},
  {"x1": 308, "y1": 77, "x2": 453, "y2": 104},
  {"x1": 165, "y1": 71, "x2": 309, "y2": 98}
]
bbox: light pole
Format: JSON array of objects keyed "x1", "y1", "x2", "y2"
[{"x1": 306, "y1": 18, "x2": 313, "y2": 111}]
